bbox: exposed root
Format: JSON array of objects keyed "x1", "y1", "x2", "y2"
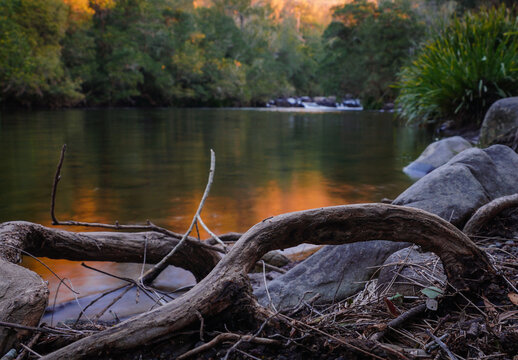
[
  {"x1": 34, "y1": 204, "x2": 504, "y2": 359},
  {"x1": 463, "y1": 193, "x2": 518, "y2": 235}
]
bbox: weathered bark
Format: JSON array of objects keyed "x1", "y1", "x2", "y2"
[
  {"x1": 463, "y1": 193, "x2": 518, "y2": 235},
  {"x1": 0, "y1": 221, "x2": 221, "y2": 281},
  {"x1": 0, "y1": 221, "x2": 222, "y2": 353},
  {"x1": 0, "y1": 258, "x2": 48, "y2": 353},
  {"x1": 40, "y1": 204, "x2": 499, "y2": 360}
]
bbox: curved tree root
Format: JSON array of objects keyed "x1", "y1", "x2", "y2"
[
  {"x1": 39, "y1": 204, "x2": 502, "y2": 360},
  {"x1": 463, "y1": 193, "x2": 518, "y2": 235}
]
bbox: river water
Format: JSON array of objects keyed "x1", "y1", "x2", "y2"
[{"x1": 0, "y1": 108, "x2": 432, "y2": 304}]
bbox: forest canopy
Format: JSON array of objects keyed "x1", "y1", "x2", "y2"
[{"x1": 0, "y1": 0, "x2": 514, "y2": 110}]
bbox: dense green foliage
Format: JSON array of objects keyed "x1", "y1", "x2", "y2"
[
  {"x1": 0, "y1": 0, "x2": 83, "y2": 107},
  {"x1": 396, "y1": 6, "x2": 518, "y2": 126},
  {"x1": 319, "y1": 0, "x2": 424, "y2": 108},
  {"x1": 0, "y1": 0, "x2": 323, "y2": 107},
  {"x1": 0, "y1": 0, "x2": 515, "y2": 110}
]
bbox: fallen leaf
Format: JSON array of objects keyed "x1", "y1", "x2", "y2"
[
  {"x1": 421, "y1": 286, "x2": 443, "y2": 299},
  {"x1": 508, "y1": 292, "x2": 518, "y2": 306},
  {"x1": 384, "y1": 297, "x2": 401, "y2": 317}
]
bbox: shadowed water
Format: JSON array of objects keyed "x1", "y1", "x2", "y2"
[{"x1": 0, "y1": 108, "x2": 432, "y2": 307}]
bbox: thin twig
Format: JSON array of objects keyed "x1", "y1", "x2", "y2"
[
  {"x1": 51, "y1": 144, "x2": 66, "y2": 225},
  {"x1": 81, "y1": 263, "x2": 157, "y2": 303},
  {"x1": 140, "y1": 234, "x2": 148, "y2": 279},
  {"x1": 0, "y1": 321, "x2": 71, "y2": 336},
  {"x1": 51, "y1": 278, "x2": 66, "y2": 327},
  {"x1": 140, "y1": 149, "x2": 216, "y2": 285},
  {"x1": 177, "y1": 333, "x2": 280, "y2": 360},
  {"x1": 49, "y1": 146, "x2": 224, "y2": 254},
  {"x1": 93, "y1": 285, "x2": 133, "y2": 321},
  {"x1": 425, "y1": 330, "x2": 458, "y2": 360},
  {"x1": 74, "y1": 284, "x2": 129, "y2": 325},
  {"x1": 2, "y1": 244, "x2": 78, "y2": 294},
  {"x1": 53, "y1": 220, "x2": 225, "y2": 254},
  {"x1": 19, "y1": 344, "x2": 41, "y2": 359},
  {"x1": 260, "y1": 262, "x2": 287, "y2": 274},
  {"x1": 277, "y1": 313, "x2": 386, "y2": 360},
  {"x1": 261, "y1": 260, "x2": 277, "y2": 312},
  {"x1": 223, "y1": 314, "x2": 275, "y2": 360},
  {"x1": 15, "y1": 331, "x2": 42, "y2": 360},
  {"x1": 197, "y1": 215, "x2": 227, "y2": 251}
]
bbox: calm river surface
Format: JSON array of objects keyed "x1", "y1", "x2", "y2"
[{"x1": 0, "y1": 108, "x2": 432, "y2": 303}]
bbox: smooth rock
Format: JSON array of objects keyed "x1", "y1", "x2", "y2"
[
  {"x1": 489, "y1": 126, "x2": 518, "y2": 152},
  {"x1": 254, "y1": 241, "x2": 410, "y2": 310},
  {"x1": 261, "y1": 250, "x2": 290, "y2": 268},
  {"x1": 0, "y1": 259, "x2": 48, "y2": 353},
  {"x1": 377, "y1": 247, "x2": 446, "y2": 297},
  {"x1": 403, "y1": 136, "x2": 472, "y2": 179},
  {"x1": 394, "y1": 145, "x2": 518, "y2": 227},
  {"x1": 480, "y1": 97, "x2": 518, "y2": 147}
]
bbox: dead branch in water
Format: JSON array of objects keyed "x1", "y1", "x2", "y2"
[{"x1": 0, "y1": 222, "x2": 220, "y2": 282}]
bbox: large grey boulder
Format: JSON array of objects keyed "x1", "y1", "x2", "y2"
[
  {"x1": 480, "y1": 97, "x2": 518, "y2": 147},
  {"x1": 254, "y1": 241, "x2": 409, "y2": 310},
  {"x1": 403, "y1": 136, "x2": 472, "y2": 179},
  {"x1": 394, "y1": 145, "x2": 518, "y2": 227},
  {"x1": 377, "y1": 247, "x2": 446, "y2": 297},
  {"x1": 0, "y1": 259, "x2": 48, "y2": 353}
]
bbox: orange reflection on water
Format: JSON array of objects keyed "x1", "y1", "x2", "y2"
[
  {"x1": 174, "y1": 170, "x2": 378, "y2": 236},
  {"x1": 24, "y1": 170, "x2": 377, "y2": 303}
]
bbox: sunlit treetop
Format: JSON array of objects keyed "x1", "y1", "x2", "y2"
[
  {"x1": 194, "y1": 0, "x2": 345, "y2": 25},
  {"x1": 63, "y1": 0, "x2": 116, "y2": 18}
]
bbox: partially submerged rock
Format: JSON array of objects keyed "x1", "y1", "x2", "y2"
[
  {"x1": 403, "y1": 136, "x2": 472, "y2": 179},
  {"x1": 254, "y1": 241, "x2": 409, "y2": 310},
  {"x1": 480, "y1": 97, "x2": 518, "y2": 147},
  {"x1": 394, "y1": 145, "x2": 518, "y2": 227},
  {"x1": 0, "y1": 258, "x2": 48, "y2": 353},
  {"x1": 377, "y1": 247, "x2": 446, "y2": 297}
]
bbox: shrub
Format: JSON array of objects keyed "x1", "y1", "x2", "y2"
[{"x1": 396, "y1": 6, "x2": 518, "y2": 126}]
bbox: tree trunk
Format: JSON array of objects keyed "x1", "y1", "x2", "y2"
[{"x1": 37, "y1": 204, "x2": 499, "y2": 360}]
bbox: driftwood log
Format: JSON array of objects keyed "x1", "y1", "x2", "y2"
[
  {"x1": 26, "y1": 204, "x2": 500, "y2": 360},
  {"x1": 0, "y1": 221, "x2": 221, "y2": 282}
]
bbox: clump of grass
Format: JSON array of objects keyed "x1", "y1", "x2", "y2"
[{"x1": 396, "y1": 6, "x2": 518, "y2": 127}]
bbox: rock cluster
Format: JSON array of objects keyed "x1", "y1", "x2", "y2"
[{"x1": 256, "y1": 144, "x2": 518, "y2": 310}]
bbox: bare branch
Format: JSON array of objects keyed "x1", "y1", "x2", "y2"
[
  {"x1": 140, "y1": 149, "x2": 216, "y2": 285},
  {"x1": 50, "y1": 144, "x2": 67, "y2": 225}
]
